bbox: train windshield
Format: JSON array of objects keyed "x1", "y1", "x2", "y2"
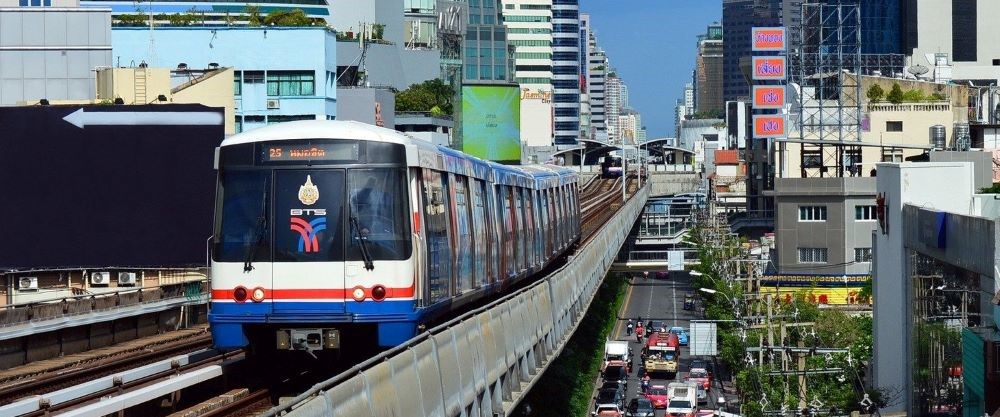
[{"x1": 213, "y1": 167, "x2": 410, "y2": 263}]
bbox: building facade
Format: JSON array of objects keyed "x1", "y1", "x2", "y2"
[
  {"x1": 549, "y1": 0, "x2": 578, "y2": 145},
  {"x1": 586, "y1": 34, "x2": 607, "y2": 141},
  {"x1": 502, "y1": 0, "x2": 553, "y2": 147},
  {"x1": 463, "y1": 0, "x2": 512, "y2": 84},
  {"x1": 902, "y1": 0, "x2": 1000, "y2": 83},
  {"x1": 0, "y1": 0, "x2": 111, "y2": 105},
  {"x1": 695, "y1": 23, "x2": 724, "y2": 116},
  {"x1": 113, "y1": 26, "x2": 336, "y2": 133},
  {"x1": 605, "y1": 73, "x2": 622, "y2": 143}
]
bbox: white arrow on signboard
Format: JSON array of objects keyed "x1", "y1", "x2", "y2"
[{"x1": 62, "y1": 109, "x2": 224, "y2": 129}]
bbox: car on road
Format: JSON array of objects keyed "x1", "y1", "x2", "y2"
[
  {"x1": 683, "y1": 293, "x2": 695, "y2": 310},
  {"x1": 603, "y1": 360, "x2": 629, "y2": 382},
  {"x1": 696, "y1": 384, "x2": 708, "y2": 404},
  {"x1": 644, "y1": 385, "x2": 669, "y2": 409},
  {"x1": 686, "y1": 368, "x2": 712, "y2": 390},
  {"x1": 655, "y1": 271, "x2": 670, "y2": 279},
  {"x1": 600, "y1": 380, "x2": 627, "y2": 398},
  {"x1": 689, "y1": 359, "x2": 713, "y2": 375},
  {"x1": 669, "y1": 326, "x2": 689, "y2": 345},
  {"x1": 593, "y1": 404, "x2": 624, "y2": 417},
  {"x1": 646, "y1": 320, "x2": 667, "y2": 333},
  {"x1": 625, "y1": 397, "x2": 655, "y2": 417},
  {"x1": 596, "y1": 387, "x2": 625, "y2": 410}
]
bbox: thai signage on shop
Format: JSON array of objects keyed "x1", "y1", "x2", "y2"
[
  {"x1": 752, "y1": 115, "x2": 786, "y2": 138},
  {"x1": 752, "y1": 86, "x2": 785, "y2": 109}
]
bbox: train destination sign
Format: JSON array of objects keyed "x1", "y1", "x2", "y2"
[
  {"x1": 752, "y1": 56, "x2": 786, "y2": 81},
  {"x1": 262, "y1": 142, "x2": 360, "y2": 162},
  {"x1": 752, "y1": 86, "x2": 786, "y2": 109},
  {"x1": 751, "y1": 27, "x2": 786, "y2": 51},
  {"x1": 753, "y1": 115, "x2": 786, "y2": 138}
]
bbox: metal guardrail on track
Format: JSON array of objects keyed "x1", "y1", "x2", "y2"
[{"x1": 263, "y1": 184, "x2": 651, "y2": 417}]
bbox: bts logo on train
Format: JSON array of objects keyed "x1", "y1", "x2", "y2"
[{"x1": 292, "y1": 175, "x2": 326, "y2": 253}]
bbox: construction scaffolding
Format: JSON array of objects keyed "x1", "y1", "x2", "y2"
[{"x1": 793, "y1": 3, "x2": 862, "y2": 178}]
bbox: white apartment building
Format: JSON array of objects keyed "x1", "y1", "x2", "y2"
[
  {"x1": 502, "y1": 0, "x2": 554, "y2": 147},
  {"x1": 606, "y1": 74, "x2": 623, "y2": 143},
  {"x1": 587, "y1": 35, "x2": 608, "y2": 140},
  {"x1": 619, "y1": 112, "x2": 640, "y2": 145}
]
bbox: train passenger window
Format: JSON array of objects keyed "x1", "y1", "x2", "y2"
[
  {"x1": 453, "y1": 176, "x2": 474, "y2": 293},
  {"x1": 273, "y1": 170, "x2": 346, "y2": 262},
  {"x1": 347, "y1": 168, "x2": 412, "y2": 261},
  {"x1": 214, "y1": 170, "x2": 273, "y2": 263},
  {"x1": 513, "y1": 188, "x2": 525, "y2": 272},
  {"x1": 422, "y1": 170, "x2": 451, "y2": 303},
  {"x1": 541, "y1": 190, "x2": 550, "y2": 256},
  {"x1": 524, "y1": 190, "x2": 536, "y2": 267},
  {"x1": 471, "y1": 179, "x2": 489, "y2": 287}
]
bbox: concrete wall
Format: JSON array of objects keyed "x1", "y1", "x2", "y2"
[
  {"x1": 773, "y1": 177, "x2": 876, "y2": 275},
  {"x1": 928, "y1": 151, "x2": 994, "y2": 191},
  {"x1": 336, "y1": 87, "x2": 395, "y2": 128},
  {"x1": 0, "y1": 7, "x2": 112, "y2": 105},
  {"x1": 873, "y1": 162, "x2": 977, "y2": 413}
]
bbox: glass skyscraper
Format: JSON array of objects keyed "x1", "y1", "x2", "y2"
[
  {"x1": 464, "y1": 0, "x2": 514, "y2": 83},
  {"x1": 550, "y1": 0, "x2": 579, "y2": 145}
]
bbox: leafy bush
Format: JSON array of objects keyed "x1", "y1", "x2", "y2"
[
  {"x1": 886, "y1": 83, "x2": 904, "y2": 104},
  {"x1": 901, "y1": 89, "x2": 926, "y2": 102},
  {"x1": 866, "y1": 84, "x2": 884, "y2": 102}
]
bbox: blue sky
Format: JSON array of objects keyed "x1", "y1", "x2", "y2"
[{"x1": 581, "y1": 1, "x2": 722, "y2": 139}]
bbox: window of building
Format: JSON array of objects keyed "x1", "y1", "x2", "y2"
[
  {"x1": 233, "y1": 71, "x2": 242, "y2": 96},
  {"x1": 882, "y1": 148, "x2": 903, "y2": 163},
  {"x1": 504, "y1": 15, "x2": 550, "y2": 22},
  {"x1": 854, "y1": 247, "x2": 872, "y2": 263},
  {"x1": 504, "y1": 3, "x2": 514, "y2": 9},
  {"x1": 993, "y1": 59, "x2": 1000, "y2": 66},
  {"x1": 515, "y1": 52, "x2": 551, "y2": 60},
  {"x1": 886, "y1": 121, "x2": 903, "y2": 132},
  {"x1": 855, "y1": 205, "x2": 876, "y2": 221},
  {"x1": 516, "y1": 77, "x2": 551, "y2": 84},
  {"x1": 798, "y1": 248, "x2": 828, "y2": 263},
  {"x1": 798, "y1": 206, "x2": 827, "y2": 221},
  {"x1": 235, "y1": 116, "x2": 243, "y2": 133},
  {"x1": 520, "y1": 4, "x2": 550, "y2": 9},
  {"x1": 267, "y1": 71, "x2": 315, "y2": 96},
  {"x1": 267, "y1": 115, "x2": 315, "y2": 125},
  {"x1": 509, "y1": 39, "x2": 551, "y2": 47},
  {"x1": 244, "y1": 71, "x2": 264, "y2": 84}
]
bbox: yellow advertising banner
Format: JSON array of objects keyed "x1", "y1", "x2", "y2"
[{"x1": 759, "y1": 286, "x2": 869, "y2": 305}]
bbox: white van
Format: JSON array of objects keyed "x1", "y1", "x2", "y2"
[
  {"x1": 604, "y1": 340, "x2": 631, "y2": 369},
  {"x1": 666, "y1": 382, "x2": 698, "y2": 417}
]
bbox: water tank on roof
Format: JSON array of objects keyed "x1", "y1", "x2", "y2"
[
  {"x1": 954, "y1": 123, "x2": 970, "y2": 151},
  {"x1": 929, "y1": 125, "x2": 946, "y2": 150}
]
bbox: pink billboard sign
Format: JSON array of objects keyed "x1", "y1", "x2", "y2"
[
  {"x1": 752, "y1": 27, "x2": 786, "y2": 51},
  {"x1": 752, "y1": 56, "x2": 786, "y2": 81}
]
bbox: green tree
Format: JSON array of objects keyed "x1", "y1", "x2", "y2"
[
  {"x1": 866, "y1": 84, "x2": 884, "y2": 102},
  {"x1": 929, "y1": 91, "x2": 947, "y2": 101},
  {"x1": 902, "y1": 88, "x2": 926, "y2": 102},
  {"x1": 395, "y1": 79, "x2": 455, "y2": 115},
  {"x1": 980, "y1": 182, "x2": 1000, "y2": 193},
  {"x1": 264, "y1": 9, "x2": 316, "y2": 26},
  {"x1": 244, "y1": 4, "x2": 262, "y2": 26},
  {"x1": 886, "y1": 83, "x2": 904, "y2": 104}
]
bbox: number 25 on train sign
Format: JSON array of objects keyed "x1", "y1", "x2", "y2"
[{"x1": 753, "y1": 115, "x2": 786, "y2": 139}]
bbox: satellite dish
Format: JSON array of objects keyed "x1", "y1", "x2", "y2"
[{"x1": 908, "y1": 64, "x2": 929, "y2": 76}]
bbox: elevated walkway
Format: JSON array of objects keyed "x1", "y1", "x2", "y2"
[{"x1": 262, "y1": 184, "x2": 651, "y2": 417}]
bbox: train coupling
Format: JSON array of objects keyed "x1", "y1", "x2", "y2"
[{"x1": 276, "y1": 328, "x2": 340, "y2": 353}]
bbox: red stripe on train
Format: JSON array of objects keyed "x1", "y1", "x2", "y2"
[{"x1": 211, "y1": 285, "x2": 415, "y2": 300}]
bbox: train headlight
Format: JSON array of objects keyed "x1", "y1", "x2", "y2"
[
  {"x1": 371, "y1": 285, "x2": 386, "y2": 302},
  {"x1": 352, "y1": 286, "x2": 366, "y2": 302},
  {"x1": 251, "y1": 287, "x2": 265, "y2": 302},
  {"x1": 233, "y1": 286, "x2": 248, "y2": 303}
]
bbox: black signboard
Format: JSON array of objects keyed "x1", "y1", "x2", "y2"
[{"x1": 0, "y1": 104, "x2": 225, "y2": 269}]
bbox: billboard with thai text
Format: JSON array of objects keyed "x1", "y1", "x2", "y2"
[
  {"x1": 752, "y1": 56, "x2": 786, "y2": 81},
  {"x1": 752, "y1": 86, "x2": 785, "y2": 109},
  {"x1": 753, "y1": 115, "x2": 786, "y2": 138},
  {"x1": 751, "y1": 27, "x2": 786, "y2": 51},
  {"x1": 462, "y1": 85, "x2": 521, "y2": 163}
]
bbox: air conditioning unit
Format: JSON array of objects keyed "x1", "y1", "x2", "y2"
[
  {"x1": 18, "y1": 277, "x2": 38, "y2": 291},
  {"x1": 266, "y1": 99, "x2": 280, "y2": 109},
  {"x1": 91, "y1": 271, "x2": 110, "y2": 286},
  {"x1": 118, "y1": 272, "x2": 137, "y2": 286}
]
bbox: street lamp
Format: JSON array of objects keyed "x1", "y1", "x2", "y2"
[
  {"x1": 689, "y1": 270, "x2": 704, "y2": 277},
  {"x1": 698, "y1": 287, "x2": 716, "y2": 294}
]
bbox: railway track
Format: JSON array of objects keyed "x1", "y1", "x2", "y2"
[
  {"x1": 0, "y1": 331, "x2": 214, "y2": 406},
  {"x1": 580, "y1": 175, "x2": 638, "y2": 243},
  {"x1": 1, "y1": 347, "x2": 243, "y2": 417}
]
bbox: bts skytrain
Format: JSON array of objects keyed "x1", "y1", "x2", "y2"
[{"x1": 208, "y1": 120, "x2": 580, "y2": 354}]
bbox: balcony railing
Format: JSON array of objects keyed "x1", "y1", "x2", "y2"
[{"x1": 866, "y1": 102, "x2": 951, "y2": 112}]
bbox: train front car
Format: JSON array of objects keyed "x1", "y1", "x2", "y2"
[{"x1": 208, "y1": 121, "x2": 417, "y2": 356}]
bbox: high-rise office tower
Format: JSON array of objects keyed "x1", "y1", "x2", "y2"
[
  {"x1": 502, "y1": 0, "x2": 553, "y2": 146},
  {"x1": 464, "y1": 0, "x2": 513, "y2": 83},
  {"x1": 550, "y1": 0, "x2": 579, "y2": 145},
  {"x1": 605, "y1": 74, "x2": 622, "y2": 143},
  {"x1": 587, "y1": 33, "x2": 608, "y2": 140},
  {"x1": 695, "y1": 22, "x2": 724, "y2": 115}
]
